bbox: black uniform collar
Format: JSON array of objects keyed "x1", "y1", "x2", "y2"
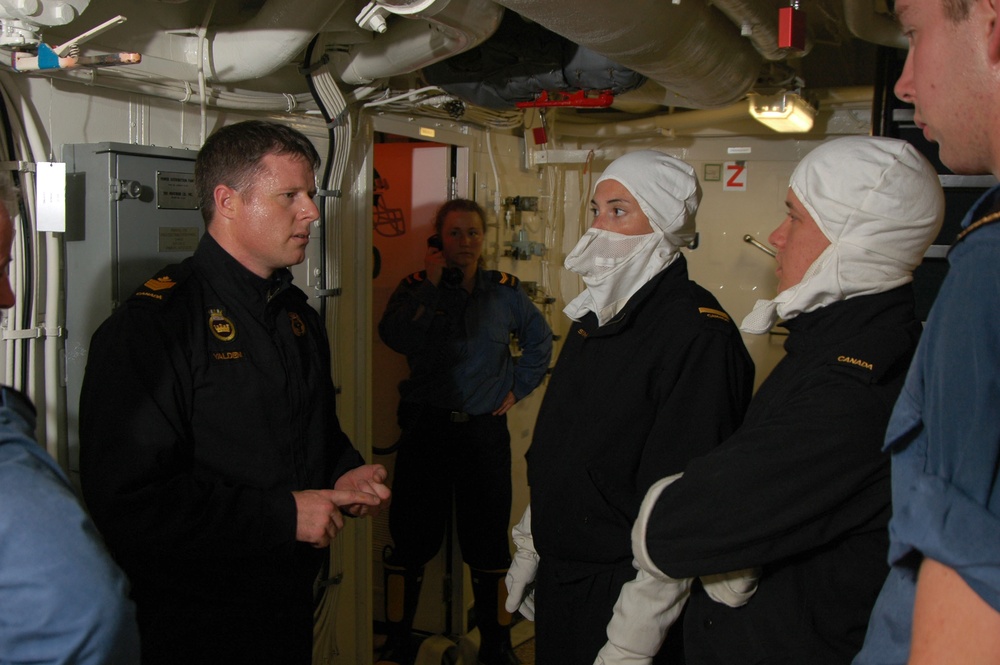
[
  {"x1": 782, "y1": 285, "x2": 916, "y2": 351},
  {"x1": 193, "y1": 232, "x2": 295, "y2": 307}
]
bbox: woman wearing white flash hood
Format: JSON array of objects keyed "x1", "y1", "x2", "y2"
[
  {"x1": 596, "y1": 136, "x2": 943, "y2": 665},
  {"x1": 562, "y1": 151, "x2": 699, "y2": 325},
  {"x1": 507, "y1": 150, "x2": 754, "y2": 665}
]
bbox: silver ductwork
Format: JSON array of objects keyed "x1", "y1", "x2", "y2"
[
  {"x1": 330, "y1": 0, "x2": 503, "y2": 85},
  {"x1": 57, "y1": 0, "x2": 501, "y2": 96},
  {"x1": 203, "y1": 0, "x2": 347, "y2": 83},
  {"x1": 490, "y1": 0, "x2": 766, "y2": 109}
]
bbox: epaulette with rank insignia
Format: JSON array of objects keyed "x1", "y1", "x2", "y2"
[
  {"x1": 697, "y1": 306, "x2": 731, "y2": 323},
  {"x1": 494, "y1": 271, "x2": 519, "y2": 289},
  {"x1": 404, "y1": 270, "x2": 427, "y2": 285},
  {"x1": 130, "y1": 263, "x2": 191, "y2": 303}
]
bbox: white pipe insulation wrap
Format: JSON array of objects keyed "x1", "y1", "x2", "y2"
[
  {"x1": 331, "y1": 0, "x2": 504, "y2": 85},
  {"x1": 202, "y1": 0, "x2": 348, "y2": 84},
  {"x1": 490, "y1": 0, "x2": 762, "y2": 109}
]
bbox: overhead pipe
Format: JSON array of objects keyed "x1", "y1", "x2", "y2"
[
  {"x1": 554, "y1": 102, "x2": 753, "y2": 138},
  {"x1": 330, "y1": 0, "x2": 503, "y2": 85},
  {"x1": 843, "y1": 0, "x2": 906, "y2": 49},
  {"x1": 710, "y1": 0, "x2": 811, "y2": 61},
  {"x1": 490, "y1": 0, "x2": 762, "y2": 109},
  {"x1": 202, "y1": 0, "x2": 348, "y2": 83},
  {"x1": 61, "y1": 0, "x2": 500, "y2": 93},
  {"x1": 552, "y1": 86, "x2": 874, "y2": 138}
]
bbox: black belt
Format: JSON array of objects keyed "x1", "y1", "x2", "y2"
[{"x1": 420, "y1": 405, "x2": 475, "y2": 423}]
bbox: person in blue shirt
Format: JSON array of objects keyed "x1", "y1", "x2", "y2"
[
  {"x1": 0, "y1": 175, "x2": 140, "y2": 664},
  {"x1": 854, "y1": 0, "x2": 1000, "y2": 660},
  {"x1": 378, "y1": 198, "x2": 553, "y2": 665}
]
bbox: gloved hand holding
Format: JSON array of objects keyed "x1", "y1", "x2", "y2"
[
  {"x1": 592, "y1": 474, "x2": 690, "y2": 665},
  {"x1": 594, "y1": 472, "x2": 761, "y2": 665},
  {"x1": 593, "y1": 564, "x2": 692, "y2": 665},
  {"x1": 505, "y1": 504, "x2": 538, "y2": 620},
  {"x1": 701, "y1": 568, "x2": 760, "y2": 607}
]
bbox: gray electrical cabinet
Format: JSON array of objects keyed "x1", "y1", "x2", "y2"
[{"x1": 63, "y1": 142, "x2": 202, "y2": 473}]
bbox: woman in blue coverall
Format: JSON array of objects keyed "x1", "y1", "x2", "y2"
[{"x1": 377, "y1": 199, "x2": 552, "y2": 665}]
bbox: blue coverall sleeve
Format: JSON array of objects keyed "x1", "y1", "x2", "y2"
[{"x1": 509, "y1": 288, "x2": 553, "y2": 400}]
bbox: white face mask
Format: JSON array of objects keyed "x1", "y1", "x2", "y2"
[
  {"x1": 563, "y1": 227, "x2": 679, "y2": 325},
  {"x1": 564, "y1": 227, "x2": 658, "y2": 281}
]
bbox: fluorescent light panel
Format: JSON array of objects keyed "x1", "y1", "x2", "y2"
[{"x1": 748, "y1": 92, "x2": 816, "y2": 133}]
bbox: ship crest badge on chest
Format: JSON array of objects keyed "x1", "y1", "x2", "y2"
[
  {"x1": 208, "y1": 309, "x2": 236, "y2": 342},
  {"x1": 288, "y1": 311, "x2": 306, "y2": 337}
]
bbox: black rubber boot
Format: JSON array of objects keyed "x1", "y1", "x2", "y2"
[
  {"x1": 470, "y1": 567, "x2": 520, "y2": 665},
  {"x1": 377, "y1": 563, "x2": 424, "y2": 665}
]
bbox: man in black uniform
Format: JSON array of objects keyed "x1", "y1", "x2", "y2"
[
  {"x1": 599, "y1": 136, "x2": 945, "y2": 665},
  {"x1": 80, "y1": 120, "x2": 390, "y2": 665}
]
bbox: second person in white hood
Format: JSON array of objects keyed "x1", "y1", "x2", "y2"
[{"x1": 614, "y1": 135, "x2": 944, "y2": 665}]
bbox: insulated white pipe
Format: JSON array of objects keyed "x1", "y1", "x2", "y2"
[
  {"x1": 50, "y1": 67, "x2": 316, "y2": 112},
  {"x1": 555, "y1": 103, "x2": 752, "y2": 138},
  {"x1": 203, "y1": 0, "x2": 348, "y2": 83},
  {"x1": 331, "y1": 0, "x2": 502, "y2": 85},
  {"x1": 555, "y1": 87, "x2": 874, "y2": 138},
  {"x1": 44, "y1": 229, "x2": 64, "y2": 468}
]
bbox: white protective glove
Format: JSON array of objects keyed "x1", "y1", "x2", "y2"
[
  {"x1": 594, "y1": 563, "x2": 692, "y2": 665},
  {"x1": 594, "y1": 474, "x2": 688, "y2": 665},
  {"x1": 505, "y1": 505, "x2": 538, "y2": 620},
  {"x1": 701, "y1": 568, "x2": 760, "y2": 607},
  {"x1": 594, "y1": 473, "x2": 761, "y2": 665}
]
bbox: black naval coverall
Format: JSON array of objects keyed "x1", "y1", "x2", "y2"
[
  {"x1": 527, "y1": 256, "x2": 754, "y2": 664},
  {"x1": 641, "y1": 286, "x2": 921, "y2": 664},
  {"x1": 80, "y1": 233, "x2": 364, "y2": 665}
]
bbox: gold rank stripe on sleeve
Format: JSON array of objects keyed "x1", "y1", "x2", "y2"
[
  {"x1": 496, "y1": 271, "x2": 519, "y2": 288},
  {"x1": 698, "y1": 307, "x2": 731, "y2": 323}
]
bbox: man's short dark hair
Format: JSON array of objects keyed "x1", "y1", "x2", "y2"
[
  {"x1": 941, "y1": 0, "x2": 973, "y2": 20},
  {"x1": 195, "y1": 120, "x2": 321, "y2": 224},
  {"x1": 433, "y1": 198, "x2": 487, "y2": 235}
]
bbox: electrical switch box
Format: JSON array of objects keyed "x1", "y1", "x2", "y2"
[{"x1": 63, "y1": 142, "x2": 201, "y2": 473}]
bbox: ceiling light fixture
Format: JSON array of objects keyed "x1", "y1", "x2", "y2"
[{"x1": 748, "y1": 92, "x2": 816, "y2": 133}]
